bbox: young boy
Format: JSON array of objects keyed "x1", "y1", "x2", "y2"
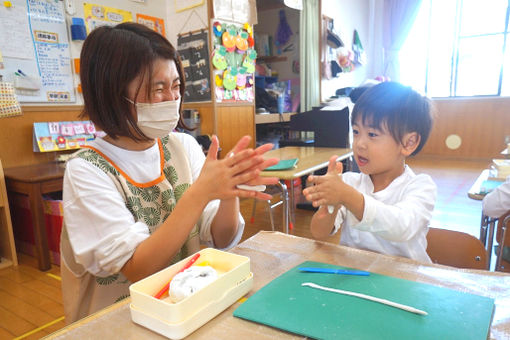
[{"x1": 303, "y1": 82, "x2": 436, "y2": 263}]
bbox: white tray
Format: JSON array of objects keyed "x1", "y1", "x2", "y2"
[{"x1": 130, "y1": 272, "x2": 253, "y2": 339}]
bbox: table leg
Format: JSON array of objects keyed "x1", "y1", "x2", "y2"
[
  {"x1": 28, "y1": 184, "x2": 51, "y2": 271},
  {"x1": 276, "y1": 181, "x2": 289, "y2": 234}
]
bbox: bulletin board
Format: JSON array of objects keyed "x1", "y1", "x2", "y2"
[
  {"x1": 178, "y1": 30, "x2": 211, "y2": 102},
  {"x1": 211, "y1": 20, "x2": 256, "y2": 103},
  {"x1": 0, "y1": 0, "x2": 75, "y2": 103}
]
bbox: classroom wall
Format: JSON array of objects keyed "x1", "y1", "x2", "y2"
[
  {"x1": 66, "y1": 0, "x2": 170, "y2": 106},
  {"x1": 165, "y1": 1, "x2": 209, "y2": 47},
  {"x1": 320, "y1": 0, "x2": 371, "y2": 101},
  {"x1": 0, "y1": 107, "x2": 82, "y2": 168},
  {"x1": 420, "y1": 97, "x2": 510, "y2": 160}
]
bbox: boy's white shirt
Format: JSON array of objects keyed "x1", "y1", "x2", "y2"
[
  {"x1": 63, "y1": 132, "x2": 244, "y2": 277},
  {"x1": 482, "y1": 175, "x2": 510, "y2": 218},
  {"x1": 334, "y1": 165, "x2": 436, "y2": 263}
]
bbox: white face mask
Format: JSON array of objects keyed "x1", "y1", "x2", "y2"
[{"x1": 126, "y1": 98, "x2": 181, "y2": 139}]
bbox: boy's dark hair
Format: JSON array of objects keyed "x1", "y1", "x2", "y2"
[
  {"x1": 79, "y1": 22, "x2": 186, "y2": 141},
  {"x1": 351, "y1": 82, "x2": 433, "y2": 156}
]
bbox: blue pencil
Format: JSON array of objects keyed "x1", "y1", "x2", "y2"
[{"x1": 299, "y1": 267, "x2": 370, "y2": 276}]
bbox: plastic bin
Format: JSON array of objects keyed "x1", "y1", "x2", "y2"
[{"x1": 9, "y1": 191, "x2": 63, "y2": 265}]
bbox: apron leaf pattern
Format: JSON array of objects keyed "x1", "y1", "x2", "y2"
[
  {"x1": 127, "y1": 182, "x2": 142, "y2": 196},
  {"x1": 142, "y1": 206, "x2": 161, "y2": 228},
  {"x1": 96, "y1": 273, "x2": 119, "y2": 285},
  {"x1": 141, "y1": 185, "x2": 161, "y2": 202},
  {"x1": 161, "y1": 189, "x2": 176, "y2": 211},
  {"x1": 164, "y1": 166, "x2": 178, "y2": 186},
  {"x1": 114, "y1": 294, "x2": 130, "y2": 303},
  {"x1": 174, "y1": 183, "x2": 190, "y2": 200},
  {"x1": 126, "y1": 196, "x2": 143, "y2": 219},
  {"x1": 161, "y1": 136, "x2": 172, "y2": 161}
]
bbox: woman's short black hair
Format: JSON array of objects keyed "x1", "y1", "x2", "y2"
[
  {"x1": 79, "y1": 22, "x2": 186, "y2": 141},
  {"x1": 351, "y1": 82, "x2": 433, "y2": 156}
]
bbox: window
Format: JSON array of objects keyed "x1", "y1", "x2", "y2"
[{"x1": 399, "y1": 0, "x2": 510, "y2": 97}]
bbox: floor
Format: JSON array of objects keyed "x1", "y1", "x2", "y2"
[{"x1": 0, "y1": 156, "x2": 491, "y2": 339}]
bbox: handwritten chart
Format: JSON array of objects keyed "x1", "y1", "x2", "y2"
[{"x1": 0, "y1": 0, "x2": 75, "y2": 103}]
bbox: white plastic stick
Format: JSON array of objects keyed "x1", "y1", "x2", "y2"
[{"x1": 301, "y1": 282, "x2": 428, "y2": 316}]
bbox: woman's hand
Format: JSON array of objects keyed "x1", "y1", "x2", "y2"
[{"x1": 195, "y1": 135, "x2": 279, "y2": 201}]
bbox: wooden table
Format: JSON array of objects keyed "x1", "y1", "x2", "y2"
[
  {"x1": 4, "y1": 162, "x2": 65, "y2": 271},
  {"x1": 43, "y1": 231, "x2": 510, "y2": 339},
  {"x1": 261, "y1": 146, "x2": 352, "y2": 233},
  {"x1": 468, "y1": 169, "x2": 500, "y2": 270}
]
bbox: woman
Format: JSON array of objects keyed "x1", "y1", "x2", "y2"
[{"x1": 61, "y1": 22, "x2": 278, "y2": 322}]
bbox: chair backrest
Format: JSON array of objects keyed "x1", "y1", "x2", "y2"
[
  {"x1": 496, "y1": 212, "x2": 510, "y2": 272},
  {"x1": 426, "y1": 227, "x2": 488, "y2": 270}
]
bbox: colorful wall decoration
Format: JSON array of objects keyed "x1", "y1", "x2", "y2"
[
  {"x1": 33, "y1": 121, "x2": 98, "y2": 152},
  {"x1": 211, "y1": 20, "x2": 255, "y2": 102}
]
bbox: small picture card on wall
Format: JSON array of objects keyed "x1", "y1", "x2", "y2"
[{"x1": 33, "y1": 121, "x2": 100, "y2": 152}]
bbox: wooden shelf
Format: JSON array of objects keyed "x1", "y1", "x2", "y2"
[{"x1": 257, "y1": 56, "x2": 288, "y2": 63}]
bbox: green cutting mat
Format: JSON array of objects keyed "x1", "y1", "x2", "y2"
[{"x1": 234, "y1": 261, "x2": 494, "y2": 340}]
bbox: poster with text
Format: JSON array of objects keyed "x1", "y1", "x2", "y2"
[
  {"x1": 136, "y1": 13, "x2": 165, "y2": 36},
  {"x1": 83, "y1": 3, "x2": 133, "y2": 33}
]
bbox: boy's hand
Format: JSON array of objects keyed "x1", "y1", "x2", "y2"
[{"x1": 303, "y1": 155, "x2": 346, "y2": 208}]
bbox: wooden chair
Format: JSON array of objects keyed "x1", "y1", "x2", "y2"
[{"x1": 426, "y1": 227, "x2": 488, "y2": 270}]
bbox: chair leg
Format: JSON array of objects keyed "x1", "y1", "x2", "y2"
[
  {"x1": 497, "y1": 216, "x2": 510, "y2": 271},
  {"x1": 267, "y1": 199, "x2": 275, "y2": 231},
  {"x1": 250, "y1": 199, "x2": 257, "y2": 223}
]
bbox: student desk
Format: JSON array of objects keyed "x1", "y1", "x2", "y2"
[
  {"x1": 261, "y1": 146, "x2": 352, "y2": 233},
  {"x1": 43, "y1": 231, "x2": 510, "y2": 339},
  {"x1": 468, "y1": 169, "x2": 500, "y2": 269},
  {"x1": 4, "y1": 162, "x2": 65, "y2": 271}
]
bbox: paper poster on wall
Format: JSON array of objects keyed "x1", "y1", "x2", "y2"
[
  {"x1": 136, "y1": 14, "x2": 165, "y2": 36},
  {"x1": 211, "y1": 20, "x2": 255, "y2": 103},
  {"x1": 0, "y1": 0, "x2": 75, "y2": 103},
  {"x1": 83, "y1": 3, "x2": 133, "y2": 33},
  {"x1": 0, "y1": 3, "x2": 33, "y2": 60},
  {"x1": 33, "y1": 121, "x2": 98, "y2": 152},
  {"x1": 178, "y1": 31, "x2": 211, "y2": 102},
  {"x1": 213, "y1": 0, "x2": 257, "y2": 24}
]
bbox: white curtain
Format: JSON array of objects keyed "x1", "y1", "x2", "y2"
[
  {"x1": 383, "y1": 0, "x2": 422, "y2": 81},
  {"x1": 300, "y1": 0, "x2": 320, "y2": 112}
]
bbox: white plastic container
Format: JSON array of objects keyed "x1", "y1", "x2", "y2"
[{"x1": 129, "y1": 248, "x2": 253, "y2": 339}]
